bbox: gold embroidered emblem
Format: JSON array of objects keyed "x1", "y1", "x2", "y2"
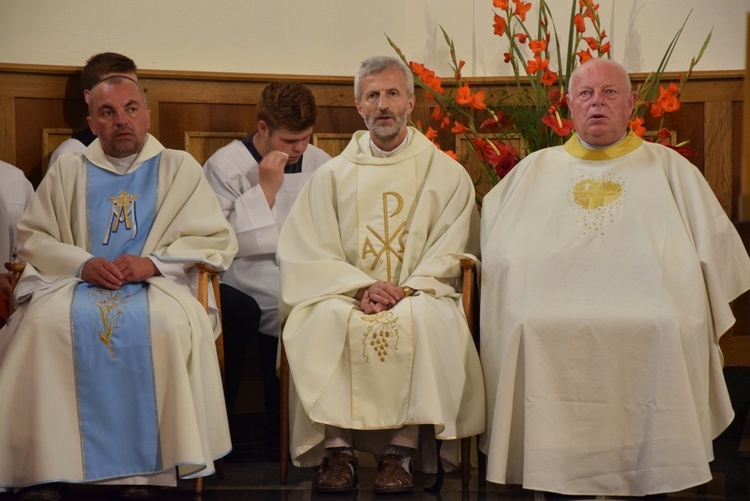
[
  {"x1": 104, "y1": 191, "x2": 137, "y2": 244},
  {"x1": 568, "y1": 175, "x2": 626, "y2": 237},
  {"x1": 572, "y1": 179, "x2": 623, "y2": 209},
  {"x1": 360, "y1": 311, "x2": 400, "y2": 363},
  {"x1": 361, "y1": 192, "x2": 408, "y2": 282},
  {"x1": 90, "y1": 287, "x2": 132, "y2": 358}
]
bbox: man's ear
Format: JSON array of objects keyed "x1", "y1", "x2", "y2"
[{"x1": 257, "y1": 120, "x2": 270, "y2": 136}]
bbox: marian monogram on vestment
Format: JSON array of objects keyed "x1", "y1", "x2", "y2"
[
  {"x1": 360, "y1": 191, "x2": 408, "y2": 283},
  {"x1": 104, "y1": 191, "x2": 137, "y2": 244}
]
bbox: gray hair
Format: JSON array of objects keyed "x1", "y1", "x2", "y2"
[
  {"x1": 567, "y1": 58, "x2": 632, "y2": 94},
  {"x1": 354, "y1": 56, "x2": 414, "y2": 101}
]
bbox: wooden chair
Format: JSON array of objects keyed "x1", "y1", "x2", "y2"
[
  {"x1": 4, "y1": 261, "x2": 225, "y2": 495},
  {"x1": 279, "y1": 258, "x2": 482, "y2": 487}
]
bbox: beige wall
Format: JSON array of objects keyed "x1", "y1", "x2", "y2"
[{"x1": 0, "y1": 0, "x2": 745, "y2": 77}]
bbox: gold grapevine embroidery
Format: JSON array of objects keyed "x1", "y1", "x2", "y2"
[
  {"x1": 360, "y1": 311, "x2": 400, "y2": 363},
  {"x1": 361, "y1": 192, "x2": 408, "y2": 282}
]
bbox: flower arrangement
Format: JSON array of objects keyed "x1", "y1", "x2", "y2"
[{"x1": 387, "y1": 0, "x2": 711, "y2": 203}]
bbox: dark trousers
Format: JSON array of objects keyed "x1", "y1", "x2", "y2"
[{"x1": 219, "y1": 283, "x2": 279, "y2": 447}]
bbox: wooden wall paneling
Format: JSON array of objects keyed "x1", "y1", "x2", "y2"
[
  {"x1": 42, "y1": 128, "x2": 74, "y2": 174},
  {"x1": 742, "y1": 12, "x2": 750, "y2": 220},
  {"x1": 312, "y1": 133, "x2": 352, "y2": 158},
  {"x1": 704, "y1": 101, "x2": 734, "y2": 217},
  {"x1": 184, "y1": 131, "x2": 247, "y2": 166},
  {"x1": 15, "y1": 98, "x2": 86, "y2": 187},
  {"x1": 158, "y1": 102, "x2": 255, "y2": 151},
  {"x1": 0, "y1": 95, "x2": 15, "y2": 165}
]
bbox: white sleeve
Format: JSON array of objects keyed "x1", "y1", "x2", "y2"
[{"x1": 203, "y1": 144, "x2": 278, "y2": 258}]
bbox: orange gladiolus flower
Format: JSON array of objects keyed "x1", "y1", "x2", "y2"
[
  {"x1": 441, "y1": 116, "x2": 451, "y2": 130},
  {"x1": 629, "y1": 117, "x2": 646, "y2": 137},
  {"x1": 455, "y1": 60, "x2": 466, "y2": 80},
  {"x1": 580, "y1": 0, "x2": 599, "y2": 20},
  {"x1": 504, "y1": 52, "x2": 512, "y2": 63},
  {"x1": 515, "y1": 33, "x2": 528, "y2": 44},
  {"x1": 576, "y1": 49, "x2": 593, "y2": 64},
  {"x1": 526, "y1": 55, "x2": 549, "y2": 75},
  {"x1": 456, "y1": 85, "x2": 474, "y2": 105},
  {"x1": 582, "y1": 36, "x2": 599, "y2": 51},
  {"x1": 573, "y1": 13, "x2": 586, "y2": 33},
  {"x1": 425, "y1": 127, "x2": 438, "y2": 142},
  {"x1": 529, "y1": 39, "x2": 547, "y2": 55},
  {"x1": 471, "y1": 90, "x2": 487, "y2": 110},
  {"x1": 443, "y1": 150, "x2": 460, "y2": 162},
  {"x1": 513, "y1": 0, "x2": 532, "y2": 22},
  {"x1": 451, "y1": 121, "x2": 468, "y2": 134},
  {"x1": 541, "y1": 69, "x2": 558, "y2": 86},
  {"x1": 430, "y1": 106, "x2": 444, "y2": 121},
  {"x1": 493, "y1": 15, "x2": 507, "y2": 36},
  {"x1": 493, "y1": 0, "x2": 510, "y2": 9},
  {"x1": 411, "y1": 61, "x2": 444, "y2": 99},
  {"x1": 650, "y1": 83, "x2": 681, "y2": 117},
  {"x1": 599, "y1": 41, "x2": 611, "y2": 55}
]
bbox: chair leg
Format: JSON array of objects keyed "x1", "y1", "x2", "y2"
[
  {"x1": 461, "y1": 437, "x2": 471, "y2": 487},
  {"x1": 194, "y1": 477, "x2": 203, "y2": 494},
  {"x1": 279, "y1": 341, "x2": 289, "y2": 484}
]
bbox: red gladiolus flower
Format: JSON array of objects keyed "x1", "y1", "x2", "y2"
[
  {"x1": 513, "y1": 0, "x2": 532, "y2": 22},
  {"x1": 493, "y1": 0, "x2": 509, "y2": 9},
  {"x1": 515, "y1": 33, "x2": 528, "y2": 44},
  {"x1": 471, "y1": 90, "x2": 487, "y2": 110},
  {"x1": 455, "y1": 60, "x2": 466, "y2": 80},
  {"x1": 526, "y1": 55, "x2": 549, "y2": 75},
  {"x1": 599, "y1": 41, "x2": 611, "y2": 55},
  {"x1": 529, "y1": 39, "x2": 547, "y2": 55},
  {"x1": 573, "y1": 13, "x2": 586, "y2": 32},
  {"x1": 443, "y1": 149, "x2": 460, "y2": 162},
  {"x1": 541, "y1": 69, "x2": 558, "y2": 86},
  {"x1": 629, "y1": 117, "x2": 646, "y2": 137},
  {"x1": 493, "y1": 15, "x2": 507, "y2": 36},
  {"x1": 582, "y1": 36, "x2": 599, "y2": 51},
  {"x1": 577, "y1": 49, "x2": 593, "y2": 64},
  {"x1": 456, "y1": 85, "x2": 474, "y2": 105},
  {"x1": 504, "y1": 52, "x2": 512, "y2": 63},
  {"x1": 451, "y1": 121, "x2": 468, "y2": 134},
  {"x1": 425, "y1": 127, "x2": 438, "y2": 142}
]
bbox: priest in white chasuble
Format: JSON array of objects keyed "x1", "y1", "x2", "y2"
[
  {"x1": 0, "y1": 75, "x2": 237, "y2": 499},
  {"x1": 278, "y1": 56, "x2": 484, "y2": 495},
  {"x1": 480, "y1": 58, "x2": 750, "y2": 497}
]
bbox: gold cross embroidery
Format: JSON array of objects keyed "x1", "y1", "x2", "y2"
[
  {"x1": 361, "y1": 192, "x2": 408, "y2": 282},
  {"x1": 572, "y1": 179, "x2": 622, "y2": 209},
  {"x1": 104, "y1": 191, "x2": 137, "y2": 244}
]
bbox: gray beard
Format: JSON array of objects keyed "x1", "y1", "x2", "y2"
[{"x1": 365, "y1": 112, "x2": 407, "y2": 145}]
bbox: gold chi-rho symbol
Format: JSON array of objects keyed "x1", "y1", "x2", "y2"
[
  {"x1": 104, "y1": 191, "x2": 137, "y2": 244},
  {"x1": 361, "y1": 192, "x2": 408, "y2": 282}
]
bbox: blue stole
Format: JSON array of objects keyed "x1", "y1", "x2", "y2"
[{"x1": 71, "y1": 156, "x2": 161, "y2": 480}]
